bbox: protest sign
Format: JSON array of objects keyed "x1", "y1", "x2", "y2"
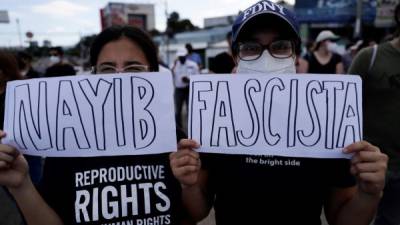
[
  {"x1": 188, "y1": 74, "x2": 362, "y2": 158},
  {"x1": 3, "y1": 73, "x2": 176, "y2": 157}
]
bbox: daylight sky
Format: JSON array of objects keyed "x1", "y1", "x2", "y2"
[{"x1": 0, "y1": 0, "x2": 294, "y2": 47}]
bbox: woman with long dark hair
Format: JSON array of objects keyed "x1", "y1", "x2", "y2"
[
  {"x1": 0, "y1": 26, "x2": 188, "y2": 225},
  {"x1": 306, "y1": 30, "x2": 344, "y2": 74}
]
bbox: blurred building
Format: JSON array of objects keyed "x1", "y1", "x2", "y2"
[
  {"x1": 154, "y1": 14, "x2": 233, "y2": 69},
  {"x1": 204, "y1": 15, "x2": 236, "y2": 28},
  {"x1": 0, "y1": 10, "x2": 9, "y2": 23},
  {"x1": 43, "y1": 40, "x2": 52, "y2": 48},
  {"x1": 29, "y1": 41, "x2": 39, "y2": 48},
  {"x1": 155, "y1": 0, "x2": 400, "y2": 70},
  {"x1": 100, "y1": 2, "x2": 155, "y2": 31},
  {"x1": 295, "y1": 0, "x2": 400, "y2": 42},
  {"x1": 375, "y1": 0, "x2": 400, "y2": 27}
]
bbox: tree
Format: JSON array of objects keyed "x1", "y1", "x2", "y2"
[
  {"x1": 67, "y1": 34, "x2": 97, "y2": 57},
  {"x1": 166, "y1": 11, "x2": 199, "y2": 37},
  {"x1": 149, "y1": 29, "x2": 161, "y2": 37}
]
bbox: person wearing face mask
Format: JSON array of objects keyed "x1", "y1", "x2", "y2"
[
  {"x1": 234, "y1": 18, "x2": 298, "y2": 75},
  {"x1": 45, "y1": 46, "x2": 76, "y2": 77},
  {"x1": 169, "y1": 1, "x2": 387, "y2": 225},
  {"x1": 16, "y1": 51, "x2": 41, "y2": 79},
  {"x1": 306, "y1": 30, "x2": 344, "y2": 74},
  {"x1": 0, "y1": 26, "x2": 191, "y2": 225}
]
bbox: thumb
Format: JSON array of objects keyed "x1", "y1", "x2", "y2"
[
  {"x1": 0, "y1": 130, "x2": 6, "y2": 139},
  {"x1": 178, "y1": 139, "x2": 200, "y2": 150}
]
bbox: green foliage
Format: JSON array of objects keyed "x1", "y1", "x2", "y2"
[{"x1": 166, "y1": 11, "x2": 199, "y2": 37}]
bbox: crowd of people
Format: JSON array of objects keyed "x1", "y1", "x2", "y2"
[{"x1": 0, "y1": 1, "x2": 399, "y2": 225}]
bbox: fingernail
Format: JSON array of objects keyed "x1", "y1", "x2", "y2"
[{"x1": 342, "y1": 147, "x2": 348, "y2": 153}]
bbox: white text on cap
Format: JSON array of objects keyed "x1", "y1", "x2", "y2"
[{"x1": 242, "y1": 1, "x2": 286, "y2": 22}]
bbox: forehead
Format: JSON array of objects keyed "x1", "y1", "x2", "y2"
[
  {"x1": 97, "y1": 37, "x2": 148, "y2": 66},
  {"x1": 249, "y1": 30, "x2": 279, "y2": 44}
]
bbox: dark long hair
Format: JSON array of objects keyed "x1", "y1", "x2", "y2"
[
  {"x1": 395, "y1": 3, "x2": 400, "y2": 37},
  {"x1": 90, "y1": 26, "x2": 159, "y2": 72},
  {"x1": 0, "y1": 51, "x2": 22, "y2": 91}
]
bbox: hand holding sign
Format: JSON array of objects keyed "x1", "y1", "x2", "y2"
[
  {"x1": 188, "y1": 74, "x2": 363, "y2": 158},
  {"x1": 344, "y1": 141, "x2": 388, "y2": 196},
  {"x1": 2, "y1": 73, "x2": 176, "y2": 157},
  {"x1": 0, "y1": 131, "x2": 29, "y2": 189},
  {"x1": 170, "y1": 139, "x2": 201, "y2": 188}
]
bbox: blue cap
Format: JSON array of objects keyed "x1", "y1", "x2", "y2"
[{"x1": 231, "y1": 0, "x2": 300, "y2": 47}]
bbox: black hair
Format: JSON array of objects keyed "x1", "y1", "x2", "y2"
[
  {"x1": 395, "y1": 3, "x2": 400, "y2": 27},
  {"x1": 17, "y1": 51, "x2": 33, "y2": 61},
  {"x1": 232, "y1": 14, "x2": 300, "y2": 56},
  {"x1": 16, "y1": 51, "x2": 33, "y2": 69},
  {"x1": 226, "y1": 31, "x2": 232, "y2": 40},
  {"x1": 50, "y1": 46, "x2": 64, "y2": 56},
  {"x1": 0, "y1": 51, "x2": 22, "y2": 89},
  {"x1": 395, "y1": 3, "x2": 400, "y2": 36},
  {"x1": 314, "y1": 41, "x2": 323, "y2": 51},
  {"x1": 90, "y1": 25, "x2": 159, "y2": 72},
  {"x1": 295, "y1": 41, "x2": 302, "y2": 56},
  {"x1": 185, "y1": 43, "x2": 193, "y2": 53}
]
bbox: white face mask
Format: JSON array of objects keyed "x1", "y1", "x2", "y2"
[
  {"x1": 326, "y1": 42, "x2": 337, "y2": 52},
  {"x1": 20, "y1": 70, "x2": 28, "y2": 77},
  {"x1": 236, "y1": 50, "x2": 296, "y2": 75},
  {"x1": 326, "y1": 41, "x2": 346, "y2": 55},
  {"x1": 49, "y1": 56, "x2": 61, "y2": 64}
]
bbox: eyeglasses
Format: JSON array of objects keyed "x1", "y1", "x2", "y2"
[
  {"x1": 238, "y1": 40, "x2": 294, "y2": 61},
  {"x1": 95, "y1": 64, "x2": 149, "y2": 74}
]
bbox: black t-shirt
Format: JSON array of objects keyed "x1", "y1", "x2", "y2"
[
  {"x1": 201, "y1": 154, "x2": 355, "y2": 225},
  {"x1": 0, "y1": 93, "x2": 5, "y2": 129},
  {"x1": 307, "y1": 53, "x2": 342, "y2": 74},
  {"x1": 45, "y1": 63, "x2": 76, "y2": 77},
  {"x1": 39, "y1": 130, "x2": 187, "y2": 225},
  {"x1": 26, "y1": 68, "x2": 40, "y2": 79}
]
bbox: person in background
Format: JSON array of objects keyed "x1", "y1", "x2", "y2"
[
  {"x1": 349, "y1": 4, "x2": 400, "y2": 225},
  {"x1": 303, "y1": 40, "x2": 314, "y2": 58},
  {"x1": 17, "y1": 51, "x2": 40, "y2": 79},
  {"x1": 185, "y1": 43, "x2": 203, "y2": 69},
  {"x1": 0, "y1": 51, "x2": 25, "y2": 225},
  {"x1": 154, "y1": 42, "x2": 170, "y2": 72},
  {"x1": 170, "y1": 1, "x2": 388, "y2": 225},
  {"x1": 172, "y1": 49, "x2": 200, "y2": 128},
  {"x1": 209, "y1": 32, "x2": 235, "y2": 74},
  {"x1": 45, "y1": 46, "x2": 76, "y2": 77},
  {"x1": 306, "y1": 30, "x2": 344, "y2": 74},
  {"x1": 342, "y1": 40, "x2": 363, "y2": 73},
  {"x1": 0, "y1": 51, "x2": 22, "y2": 129},
  {"x1": 295, "y1": 42, "x2": 309, "y2": 73},
  {"x1": 15, "y1": 51, "x2": 45, "y2": 186}
]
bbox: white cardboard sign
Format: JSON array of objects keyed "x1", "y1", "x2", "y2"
[
  {"x1": 3, "y1": 73, "x2": 177, "y2": 157},
  {"x1": 188, "y1": 74, "x2": 363, "y2": 158}
]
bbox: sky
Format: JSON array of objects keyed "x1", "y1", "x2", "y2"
[{"x1": 0, "y1": 0, "x2": 294, "y2": 47}]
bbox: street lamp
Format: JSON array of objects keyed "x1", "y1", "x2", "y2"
[
  {"x1": 354, "y1": 0, "x2": 363, "y2": 38},
  {"x1": 16, "y1": 18, "x2": 23, "y2": 47}
]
